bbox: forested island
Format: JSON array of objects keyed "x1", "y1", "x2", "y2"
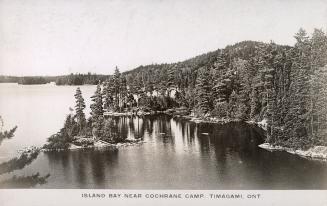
[
  {"x1": 42, "y1": 28, "x2": 327, "y2": 157},
  {"x1": 43, "y1": 86, "x2": 142, "y2": 150}
]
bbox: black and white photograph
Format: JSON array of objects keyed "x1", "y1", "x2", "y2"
[{"x1": 0, "y1": 0, "x2": 326, "y2": 205}]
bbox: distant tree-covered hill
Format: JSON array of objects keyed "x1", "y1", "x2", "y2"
[
  {"x1": 0, "y1": 76, "x2": 20, "y2": 83},
  {"x1": 120, "y1": 30, "x2": 327, "y2": 149},
  {"x1": 55, "y1": 73, "x2": 109, "y2": 85},
  {"x1": 0, "y1": 73, "x2": 109, "y2": 85},
  {"x1": 1, "y1": 28, "x2": 327, "y2": 150},
  {"x1": 18, "y1": 77, "x2": 50, "y2": 85}
]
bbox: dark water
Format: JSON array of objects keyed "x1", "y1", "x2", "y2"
[{"x1": 6, "y1": 115, "x2": 326, "y2": 189}]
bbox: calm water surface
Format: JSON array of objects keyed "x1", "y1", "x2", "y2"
[{"x1": 0, "y1": 83, "x2": 326, "y2": 189}]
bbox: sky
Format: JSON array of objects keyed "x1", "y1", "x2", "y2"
[{"x1": 0, "y1": 0, "x2": 327, "y2": 76}]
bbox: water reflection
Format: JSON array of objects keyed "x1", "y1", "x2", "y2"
[
  {"x1": 37, "y1": 115, "x2": 327, "y2": 189},
  {"x1": 1, "y1": 84, "x2": 325, "y2": 189},
  {"x1": 45, "y1": 148, "x2": 119, "y2": 188},
  {"x1": 0, "y1": 173, "x2": 50, "y2": 188}
]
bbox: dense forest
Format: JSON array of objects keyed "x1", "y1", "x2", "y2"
[
  {"x1": 94, "y1": 28, "x2": 327, "y2": 149},
  {"x1": 7, "y1": 28, "x2": 326, "y2": 150}
]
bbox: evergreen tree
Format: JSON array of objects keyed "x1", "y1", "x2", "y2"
[
  {"x1": 120, "y1": 76, "x2": 128, "y2": 110},
  {"x1": 284, "y1": 28, "x2": 312, "y2": 148},
  {"x1": 175, "y1": 89, "x2": 187, "y2": 107},
  {"x1": 90, "y1": 83, "x2": 104, "y2": 119},
  {"x1": 249, "y1": 86, "x2": 260, "y2": 120},
  {"x1": 309, "y1": 67, "x2": 326, "y2": 143},
  {"x1": 103, "y1": 77, "x2": 114, "y2": 111},
  {"x1": 0, "y1": 117, "x2": 49, "y2": 188},
  {"x1": 195, "y1": 67, "x2": 212, "y2": 114},
  {"x1": 308, "y1": 29, "x2": 327, "y2": 144},
  {"x1": 228, "y1": 90, "x2": 238, "y2": 118},
  {"x1": 62, "y1": 114, "x2": 78, "y2": 140},
  {"x1": 145, "y1": 78, "x2": 154, "y2": 97},
  {"x1": 92, "y1": 116, "x2": 105, "y2": 140},
  {"x1": 74, "y1": 87, "x2": 86, "y2": 134},
  {"x1": 212, "y1": 50, "x2": 229, "y2": 104},
  {"x1": 90, "y1": 84, "x2": 104, "y2": 138},
  {"x1": 166, "y1": 66, "x2": 176, "y2": 97},
  {"x1": 0, "y1": 116, "x2": 17, "y2": 145},
  {"x1": 113, "y1": 67, "x2": 121, "y2": 110}
]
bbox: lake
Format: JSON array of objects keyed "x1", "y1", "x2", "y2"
[{"x1": 0, "y1": 83, "x2": 326, "y2": 189}]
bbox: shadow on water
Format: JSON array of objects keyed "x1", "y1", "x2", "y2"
[
  {"x1": 45, "y1": 148, "x2": 119, "y2": 188},
  {"x1": 0, "y1": 150, "x2": 51, "y2": 188},
  {"x1": 0, "y1": 173, "x2": 50, "y2": 188},
  {"x1": 36, "y1": 115, "x2": 327, "y2": 189}
]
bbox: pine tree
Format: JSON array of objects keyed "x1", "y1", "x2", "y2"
[
  {"x1": 310, "y1": 66, "x2": 327, "y2": 144},
  {"x1": 308, "y1": 29, "x2": 327, "y2": 144},
  {"x1": 251, "y1": 43, "x2": 269, "y2": 119},
  {"x1": 211, "y1": 51, "x2": 230, "y2": 117},
  {"x1": 166, "y1": 66, "x2": 175, "y2": 97},
  {"x1": 145, "y1": 78, "x2": 154, "y2": 97},
  {"x1": 62, "y1": 114, "x2": 78, "y2": 139},
  {"x1": 212, "y1": 66, "x2": 229, "y2": 105},
  {"x1": 175, "y1": 89, "x2": 187, "y2": 107},
  {"x1": 90, "y1": 83, "x2": 104, "y2": 119},
  {"x1": 0, "y1": 116, "x2": 17, "y2": 144},
  {"x1": 212, "y1": 78, "x2": 229, "y2": 118},
  {"x1": 0, "y1": 117, "x2": 50, "y2": 187},
  {"x1": 262, "y1": 43, "x2": 277, "y2": 141},
  {"x1": 113, "y1": 66, "x2": 121, "y2": 110},
  {"x1": 228, "y1": 90, "x2": 237, "y2": 118},
  {"x1": 103, "y1": 77, "x2": 114, "y2": 111},
  {"x1": 158, "y1": 68, "x2": 168, "y2": 96},
  {"x1": 74, "y1": 87, "x2": 86, "y2": 134},
  {"x1": 284, "y1": 28, "x2": 312, "y2": 148},
  {"x1": 310, "y1": 29, "x2": 327, "y2": 68},
  {"x1": 195, "y1": 67, "x2": 212, "y2": 115},
  {"x1": 120, "y1": 76, "x2": 128, "y2": 110},
  {"x1": 267, "y1": 48, "x2": 288, "y2": 144},
  {"x1": 249, "y1": 86, "x2": 259, "y2": 120},
  {"x1": 90, "y1": 84, "x2": 104, "y2": 138},
  {"x1": 92, "y1": 115, "x2": 105, "y2": 140}
]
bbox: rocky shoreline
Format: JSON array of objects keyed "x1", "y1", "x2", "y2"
[
  {"x1": 46, "y1": 110, "x2": 326, "y2": 162},
  {"x1": 104, "y1": 108, "x2": 242, "y2": 125},
  {"x1": 173, "y1": 115, "x2": 241, "y2": 124},
  {"x1": 259, "y1": 143, "x2": 327, "y2": 161},
  {"x1": 103, "y1": 110, "x2": 165, "y2": 117},
  {"x1": 42, "y1": 138, "x2": 144, "y2": 152},
  {"x1": 246, "y1": 119, "x2": 268, "y2": 131},
  {"x1": 173, "y1": 114, "x2": 326, "y2": 162}
]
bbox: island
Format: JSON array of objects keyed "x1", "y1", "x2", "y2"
[{"x1": 39, "y1": 28, "x2": 327, "y2": 160}]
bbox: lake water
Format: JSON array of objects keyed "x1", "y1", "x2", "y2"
[{"x1": 0, "y1": 83, "x2": 326, "y2": 189}]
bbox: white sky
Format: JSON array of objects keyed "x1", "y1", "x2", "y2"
[{"x1": 0, "y1": 0, "x2": 326, "y2": 76}]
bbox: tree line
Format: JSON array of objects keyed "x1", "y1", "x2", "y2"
[
  {"x1": 0, "y1": 73, "x2": 107, "y2": 85},
  {"x1": 46, "y1": 28, "x2": 327, "y2": 150},
  {"x1": 122, "y1": 28, "x2": 327, "y2": 149},
  {"x1": 55, "y1": 73, "x2": 109, "y2": 85},
  {"x1": 18, "y1": 77, "x2": 49, "y2": 85}
]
